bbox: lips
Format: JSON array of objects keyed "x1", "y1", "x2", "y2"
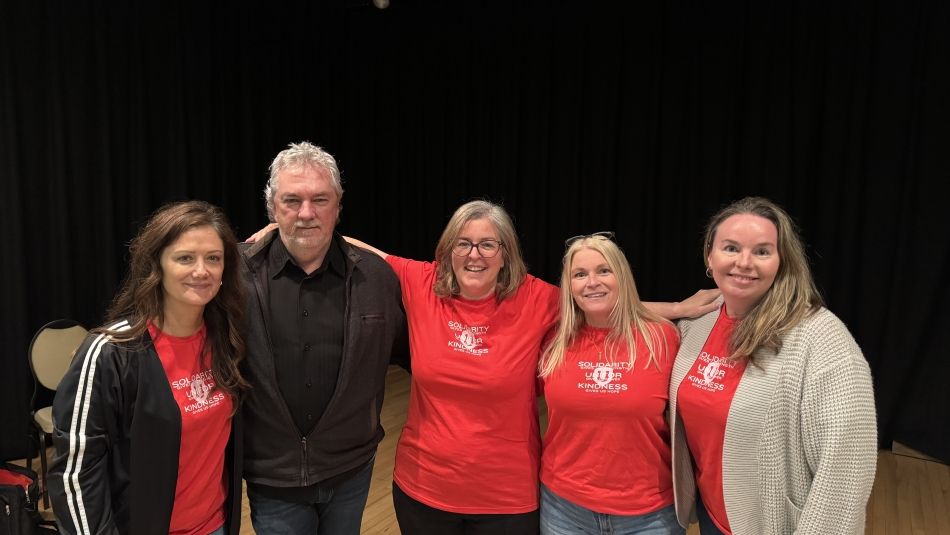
[
  {"x1": 729, "y1": 274, "x2": 758, "y2": 283},
  {"x1": 184, "y1": 282, "x2": 213, "y2": 290},
  {"x1": 583, "y1": 292, "x2": 608, "y2": 299}
]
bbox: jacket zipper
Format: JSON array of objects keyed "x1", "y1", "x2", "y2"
[{"x1": 301, "y1": 437, "x2": 309, "y2": 486}]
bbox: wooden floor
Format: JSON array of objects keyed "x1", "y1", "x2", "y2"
[{"x1": 25, "y1": 365, "x2": 950, "y2": 533}]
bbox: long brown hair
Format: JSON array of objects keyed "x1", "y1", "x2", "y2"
[
  {"x1": 94, "y1": 200, "x2": 249, "y2": 402},
  {"x1": 703, "y1": 196, "x2": 824, "y2": 359}
]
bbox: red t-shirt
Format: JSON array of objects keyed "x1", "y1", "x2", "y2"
[
  {"x1": 675, "y1": 307, "x2": 746, "y2": 535},
  {"x1": 149, "y1": 323, "x2": 232, "y2": 535},
  {"x1": 541, "y1": 323, "x2": 680, "y2": 515},
  {"x1": 387, "y1": 256, "x2": 559, "y2": 513}
]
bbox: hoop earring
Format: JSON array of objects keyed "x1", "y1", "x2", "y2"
[{"x1": 705, "y1": 267, "x2": 713, "y2": 279}]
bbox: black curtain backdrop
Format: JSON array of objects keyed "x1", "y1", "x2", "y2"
[{"x1": 2, "y1": 1, "x2": 948, "y2": 462}]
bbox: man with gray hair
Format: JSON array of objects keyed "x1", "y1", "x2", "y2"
[{"x1": 240, "y1": 141, "x2": 406, "y2": 534}]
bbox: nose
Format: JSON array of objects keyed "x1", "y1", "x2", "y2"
[
  {"x1": 193, "y1": 260, "x2": 209, "y2": 278},
  {"x1": 735, "y1": 251, "x2": 753, "y2": 269},
  {"x1": 585, "y1": 274, "x2": 602, "y2": 287},
  {"x1": 468, "y1": 245, "x2": 483, "y2": 259},
  {"x1": 298, "y1": 200, "x2": 317, "y2": 220}
]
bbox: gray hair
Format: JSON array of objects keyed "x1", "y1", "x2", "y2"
[
  {"x1": 432, "y1": 200, "x2": 527, "y2": 301},
  {"x1": 264, "y1": 141, "x2": 344, "y2": 221}
]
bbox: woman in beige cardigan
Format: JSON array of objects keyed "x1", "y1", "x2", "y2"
[{"x1": 668, "y1": 197, "x2": 877, "y2": 534}]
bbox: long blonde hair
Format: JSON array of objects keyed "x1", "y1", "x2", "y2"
[
  {"x1": 540, "y1": 235, "x2": 672, "y2": 377},
  {"x1": 703, "y1": 197, "x2": 824, "y2": 359},
  {"x1": 433, "y1": 200, "x2": 527, "y2": 301}
]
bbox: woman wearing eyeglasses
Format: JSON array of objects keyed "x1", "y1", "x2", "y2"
[
  {"x1": 538, "y1": 233, "x2": 682, "y2": 534},
  {"x1": 339, "y1": 200, "x2": 718, "y2": 534}
]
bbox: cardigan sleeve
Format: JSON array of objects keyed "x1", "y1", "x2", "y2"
[
  {"x1": 48, "y1": 334, "x2": 124, "y2": 535},
  {"x1": 796, "y1": 328, "x2": 877, "y2": 534}
]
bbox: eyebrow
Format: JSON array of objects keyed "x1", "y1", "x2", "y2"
[
  {"x1": 721, "y1": 238, "x2": 776, "y2": 247},
  {"x1": 281, "y1": 192, "x2": 332, "y2": 198}
]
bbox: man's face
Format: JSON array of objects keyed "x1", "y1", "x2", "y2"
[{"x1": 273, "y1": 165, "x2": 341, "y2": 263}]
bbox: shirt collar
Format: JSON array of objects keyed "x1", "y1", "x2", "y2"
[{"x1": 267, "y1": 233, "x2": 346, "y2": 279}]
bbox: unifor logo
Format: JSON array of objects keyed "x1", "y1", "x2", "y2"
[
  {"x1": 189, "y1": 377, "x2": 212, "y2": 405},
  {"x1": 591, "y1": 366, "x2": 616, "y2": 387},
  {"x1": 702, "y1": 361, "x2": 721, "y2": 385},
  {"x1": 457, "y1": 330, "x2": 479, "y2": 350}
]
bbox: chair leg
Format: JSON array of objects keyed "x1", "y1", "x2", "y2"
[{"x1": 39, "y1": 429, "x2": 49, "y2": 510}]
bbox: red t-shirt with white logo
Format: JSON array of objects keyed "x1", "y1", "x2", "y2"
[
  {"x1": 675, "y1": 306, "x2": 746, "y2": 535},
  {"x1": 149, "y1": 323, "x2": 232, "y2": 535},
  {"x1": 387, "y1": 256, "x2": 559, "y2": 513},
  {"x1": 541, "y1": 322, "x2": 680, "y2": 515}
]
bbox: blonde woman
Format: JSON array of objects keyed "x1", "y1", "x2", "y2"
[{"x1": 539, "y1": 233, "x2": 683, "y2": 534}]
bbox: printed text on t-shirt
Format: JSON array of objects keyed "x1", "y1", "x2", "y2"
[
  {"x1": 446, "y1": 320, "x2": 490, "y2": 356},
  {"x1": 687, "y1": 351, "x2": 739, "y2": 392}
]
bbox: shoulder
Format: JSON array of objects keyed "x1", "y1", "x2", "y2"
[
  {"x1": 383, "y1": 254, "x2": 431, "y2": 274},
  {"x1": 240, "y1": 230, "x2": 277, "y2": 259},
  {"x1": 348, "y1": 245, "x2": 401, "y2": 287},
  {"x1": 520, "y1": 273, "x2": 558, "y2": 297},
  {"x1": 60, "y1": 321, "x2": 152, "y2": 395},
  {"x1": 350, "y1": 245, "x2": 394, "y2": 272},
  {"x1": 676, "y1": 306, "x2": 720, "y2": 339},
  {"x1": 507, "y1": 274, "x2": 559, "y2": 311},
  {"x1": 787, "y1": 308, "x2": 866, "y2": 373},
  {"x1": 656, "y1": 320, "x2": 681, "y2": 342}
]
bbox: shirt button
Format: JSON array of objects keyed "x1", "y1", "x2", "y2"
[
  {"x1": 307, "y1": 414, "x2": 313, "y2": 421},
  {"x1": 303, "y1": 344, "x2": 311, "y2": 351},
  {"x1": 306, "y1": 381, "x2": 312, "y2": 388},
  {"x1": 303, "y1": 310, "x2": 309, "y2": 317}
]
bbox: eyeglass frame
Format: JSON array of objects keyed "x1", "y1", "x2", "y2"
[
  {"x1": 564, "y1": 231, "x2": 616, "y2": 248},
  {"x1": 451, "y1": 239, "x2": 505, "y2": 258}
]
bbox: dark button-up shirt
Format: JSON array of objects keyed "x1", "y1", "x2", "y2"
[{"x1": 267, "y1": 236, "x2": 346, "y2": 437}]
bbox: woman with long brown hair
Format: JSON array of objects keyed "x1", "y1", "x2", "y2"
[
  {"x1": 669, "y1": 197, "x2": 876, "y2": 534},
  {"x1": 49, "y1": 200, "x2": 249, "y2": 535}
]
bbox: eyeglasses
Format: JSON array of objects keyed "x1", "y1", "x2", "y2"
[
  {"x1": 564, "y1": 231, "x2": 615, "y2": 247},
  {"x1": 452, "y1": 239, "x2": 504, "y2": 258}
]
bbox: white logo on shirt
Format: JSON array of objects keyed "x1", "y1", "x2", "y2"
[
  {"x1": 171, "y1": 369, "x2": 226, "y2": 413},
  {"x1": 190, "y1": 376, "x2": 212, "y2": 404},
  {"x1": 575, "y1": 359, "x2": 629, "y2": 394},
  {"x1": 702, "y1": 360, "x2": 721, "y2": 385},
  {"x1": 687, "y1": 351, "x2": 738, "y2": 392},
  {"x1": 446, "y1": 320, "x2": 490, "y2": 356},
  {"x1": 591, "y1": 366, "x2": 616, "y2": 386}
]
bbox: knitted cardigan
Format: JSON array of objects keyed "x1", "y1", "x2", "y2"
[{"x1": 669, "y1": 306, "x2": 877, "y2": 534}]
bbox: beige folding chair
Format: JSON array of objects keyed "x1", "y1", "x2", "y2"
[{"x1": 28, "y1": 319, "x2": 88, "y2": 508}]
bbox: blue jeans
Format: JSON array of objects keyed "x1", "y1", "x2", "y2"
[
  {"x1": 540, "y1": 484, "x2": 684, "y2": 535},
  {"x1": 247, "y1": 461, "x2": 374, "y2": 535}
]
